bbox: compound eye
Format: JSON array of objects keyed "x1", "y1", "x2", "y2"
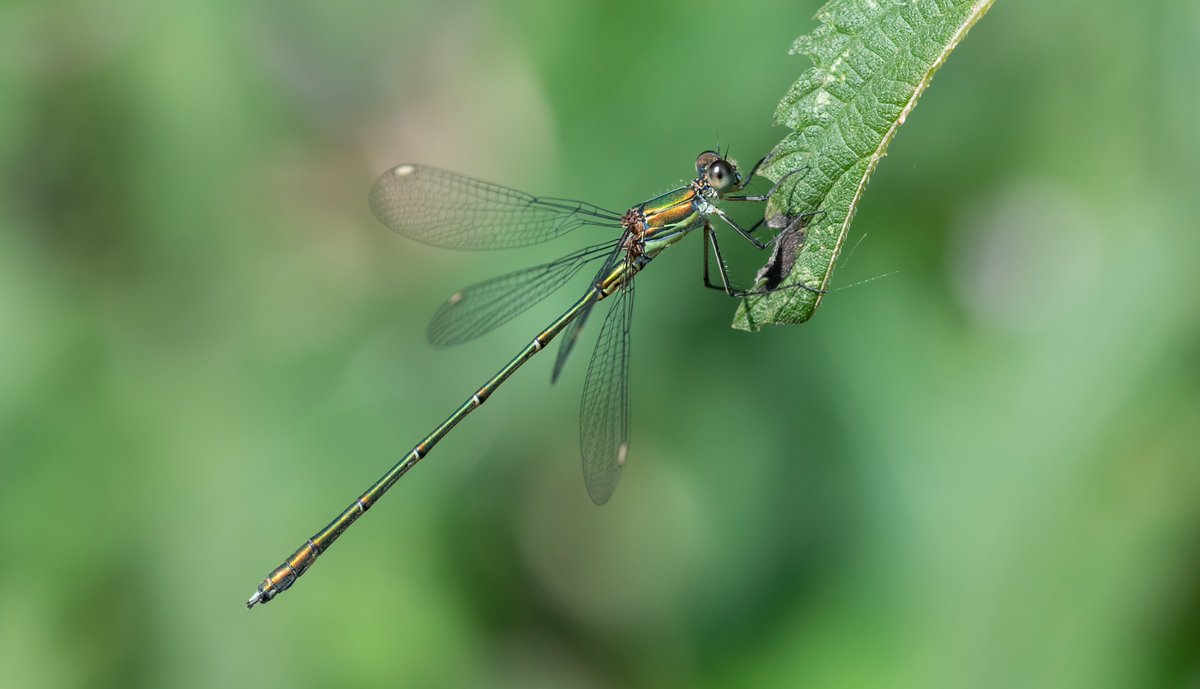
[
  {"x1": 695, "y1": 150, "x2": 721, "y2": 176},
  {"x1": 707, "y1": 161, "x2": 735, "y2": 191}
]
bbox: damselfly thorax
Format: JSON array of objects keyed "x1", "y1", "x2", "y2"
[{"x1": 611, "y1": 165, "x2": 728, "y2": 291}]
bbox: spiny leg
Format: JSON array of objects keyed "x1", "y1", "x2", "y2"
[
  {"x1": 733, "y1": 155, "x2": 769, "y2": 192},
  {"x1": 710, "y1": 205, "x2": 768, "y2": 249},
  {"x1": 719, "y1": 208, "x2": 826, "y2": 243},
  {"x1": 723, "y1": 166, "x2": 806, "y2": 202},
  {"x1": 710, "y1": 205, "x2": 822, "y2": 253},
  {"x1": 702, "y1": 221, "x2": 733, "y2": 294},
  {"x1": 702, "y1": 221, "x2": 824, "y2": 297}
]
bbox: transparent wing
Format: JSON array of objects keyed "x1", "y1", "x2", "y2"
[
  {"x1": 370, "y1": 164, "x2": 624, "y2": 250},
  {"x1": 427, "y1": 243, "x2": 615, "y2": 347},
  {"x1": 551, "y1": 243, "x2": 625, "y2": 383},
  {"x1": 578, "y1": 257, "x2": 634, "y2": 505}
]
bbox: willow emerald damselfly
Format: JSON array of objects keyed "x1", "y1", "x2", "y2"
[{"x1": 246, "y1": 150, "x2": 817, "y2": 608}]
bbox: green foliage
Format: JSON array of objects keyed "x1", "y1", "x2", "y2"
[{"x1": 733, "y1": 0, "x2": 995, "y2": 330}]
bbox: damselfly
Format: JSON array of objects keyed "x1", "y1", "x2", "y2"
[{"x1": 246, "y1": 151, "x2": 817, "y2": 608}]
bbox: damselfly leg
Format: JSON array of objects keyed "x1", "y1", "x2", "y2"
[{"x1": 702, "y1": 218, "x2": 826, "y2": 297}]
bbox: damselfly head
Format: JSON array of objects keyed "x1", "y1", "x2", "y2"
[{"x1": 696, "y1": 150, "x2": 738, "y2": 193}]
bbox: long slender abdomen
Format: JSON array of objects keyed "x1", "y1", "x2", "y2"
[{"x1": 246, "y1": 289, "x2": 601, "y2": 608}]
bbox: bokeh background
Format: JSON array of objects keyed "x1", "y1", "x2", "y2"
[{"x1": 3, "y1": 0, "x2": 1199, "y2": 687}]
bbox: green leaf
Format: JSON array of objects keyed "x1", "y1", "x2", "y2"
[{"x1": 732, "y1": 0, "x2": 995, "y2": 331}]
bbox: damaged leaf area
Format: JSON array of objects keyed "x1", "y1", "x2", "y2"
[{"x1": 733, "y1": 0, "x2": 994, "y2": 331}]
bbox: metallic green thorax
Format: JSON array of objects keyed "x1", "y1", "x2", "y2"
[
  {"x1": 595, "y1": 185, "x2": 714, "y2": 292},
  {"x1": 635, "y1": 186, "x2": 710, "y2": 256}
]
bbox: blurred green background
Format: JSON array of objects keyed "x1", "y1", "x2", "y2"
[{"x1": 3, "y1": 0, "x2": 1199, "y2": 687}]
